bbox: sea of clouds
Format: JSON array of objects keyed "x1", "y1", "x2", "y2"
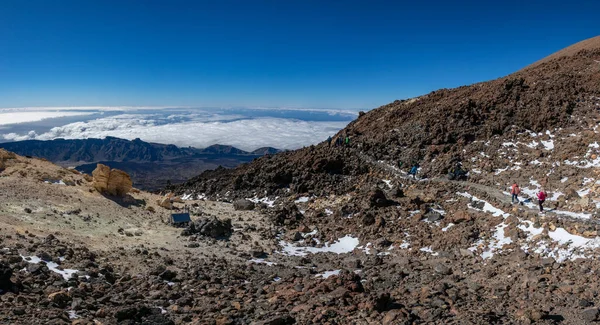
[{"x1": 0, "y1": 107, "x2": 357, "y2": 151}]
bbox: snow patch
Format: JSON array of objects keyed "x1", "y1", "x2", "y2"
[
  {"x1": 21, "y1": 256, "x2": 79, "y2": 280},
  {"x1": 279, "y1": 235, "x2": 359, "y2": 257},
  {"x1": 316, "y1": 270, "x2": 341, "y2": 279}
]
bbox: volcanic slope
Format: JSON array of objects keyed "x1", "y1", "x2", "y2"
[
  {"x1": 163, "y1": 36, "x2": 600, "y2": 323},
  {"x1": 173, "y1": 35, "x2": 600, "y2": 200}
]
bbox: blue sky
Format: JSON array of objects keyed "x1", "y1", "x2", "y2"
[{"x1": 1, "y1": 0, "x2": 598, "y2": 109}]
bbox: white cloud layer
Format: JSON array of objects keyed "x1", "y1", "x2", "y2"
[
  {"x1": 0, "y1": 111, "x2": 94, "y2": 125},
  {"x1": 2, "y1": 114, "x2": 349, "y2": 151}
]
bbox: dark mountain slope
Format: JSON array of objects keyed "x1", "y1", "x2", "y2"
[{"x1": 170, "y1": 35, "x2": 600, "y2": 199}]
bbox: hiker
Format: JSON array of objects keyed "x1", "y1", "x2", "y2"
[
  {"x1": 408, "y1": 163, "x2": 419, "y2": 179},
  {"x1": 510, "y1": 183, "x2": 521, "y2": 203},
  {"x1": 398, "y1": 161, "x2": 403, "y2": 169},
  {"x1": 537, "y1": 189, "x2": 547, "y2": 212},
  {"x1": 327, "y1": 136, "x2": 332, "y2": 147},
  {"x1": 345, "y1": 136, "x2": 350, "y2": 146}
]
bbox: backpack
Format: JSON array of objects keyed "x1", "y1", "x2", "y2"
[{"x1": 537, "y1": 191, "x2": 546, "y2": 201}]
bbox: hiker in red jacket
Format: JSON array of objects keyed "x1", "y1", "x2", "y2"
[
  {"x1": 537, "y1": 189, "x2": 547, "y2": 212},
  {"x1": 510, "y1": 183, "x2": 521, "y2": 203}
]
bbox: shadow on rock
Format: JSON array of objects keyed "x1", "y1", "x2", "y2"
[{"x1": 101, "y1": 194, "x2": 146, "y2": 208}]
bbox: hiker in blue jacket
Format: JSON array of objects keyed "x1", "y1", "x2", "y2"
[{"x1": 408, "y1": 163, "x2": 419, "y2": 179}]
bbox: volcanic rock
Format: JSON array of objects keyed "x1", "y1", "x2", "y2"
[
  {"x1": 92, "y1": 163, "x2": 132, "y2": 196},
  {"x1": 182, "y1": 216, "x2": 233, "y2": 238},
  {"x1": 233, "y1": 199, "x2": 255, "y2": 211}
]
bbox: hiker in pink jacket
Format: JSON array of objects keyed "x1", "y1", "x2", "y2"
[{"x1": 537, "y1": 189, "x2": 547, "y2": 212}]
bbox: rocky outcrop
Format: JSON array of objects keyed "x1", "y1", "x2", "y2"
[
  {"x1": 0, "y1": 149, "x2": 16, "y2": 172},
  {"x1": 181, "y1": 216, "x2": 232, "y2": 238},
  {"x1": 92, "y1": 163, "x2": 132, "y2": 196},
  {"x1": 157, "y1": 193, "x2": 184, "y2": 209}
]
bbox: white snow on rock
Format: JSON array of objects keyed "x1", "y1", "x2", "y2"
[
  {"x1": 541, "y1": 139, "x2": 554, "y2": 150},
  {"x1": 248, "y1": 259, "x2": 277, "y2": 266},
  {"x1": 458, "y1": 192, "x2": 509, "y2": 218},
  {"x1": 279, "y1": 235, "x2": 359, "y2": 257},
  {"x1": 442, "y1": 223, "x2": 455, "y2": 232},
  {"x1": 419, "y1": 246, "x2": 438, "y2": 256},
  {"x1": 21, "y1": 256, "x2": 79, "y2": 280},
  {"x1": 399, "y1": 241, "x2": 410, "y2": 249},
  {"x1": 316, "y1": 270, "x2": 341, "y2": 279},
  {"x1": 526, "y1": 140, "x2": 539, "y2": 149},
  {"x1": 382, "y1": 179, "x2": 393, "y2": 188},
  {"x1": 294, "y1": 196, "x2": 310, "y2": 203},
  {"x1": 44, "y1": 180, "x2": 66, "y2": 185},
  {"x1": 480, "y1": 222, "x2": 513, "y2": 259},
  {"x1": 248, "y1": 196, "x2": 278, "y2": 207}
]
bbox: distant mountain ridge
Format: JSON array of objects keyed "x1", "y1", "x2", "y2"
[
  {"x1": 0, "y1": 137, "x2": 279, "y2": 191},
  {"x1": 0, "y1": 137, "x2": 279, "y2": 164}
]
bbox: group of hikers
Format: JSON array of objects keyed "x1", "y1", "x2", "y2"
[
  {"x1": 324, "y1": 134, "x2": 550, "y2": 213},
  {"x1": 510, "y1": 183, "x2": 547, "y2": 212},
  {"x1": 327, "y1": 135, "x2": 350, "y2": 147}
]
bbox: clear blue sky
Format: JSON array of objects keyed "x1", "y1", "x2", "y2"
[{"x1": 1, "y1": 0, "x2": 598, "y2": 109}]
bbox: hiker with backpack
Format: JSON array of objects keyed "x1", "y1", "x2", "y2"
[
  {"x1": 537, "y1": 189, "x2": 547, "y2": 212},
  {"x1": 511, "y1": 183, "x2": 521, "y2": 203}
]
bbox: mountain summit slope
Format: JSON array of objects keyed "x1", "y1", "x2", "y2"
[
  {"x1": 526, "y1": 35, "x2": 600, "y2": 69},
  {"x1": 172, "y1": 35, "x2": 600, "y2": 199}
]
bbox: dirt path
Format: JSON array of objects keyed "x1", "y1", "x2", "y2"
[{"x1": 358, "y1": 150, "x2": 597, "y2": 223}]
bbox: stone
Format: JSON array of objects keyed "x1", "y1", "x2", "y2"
[
  {"x1": 48, "y1": 291, "x2": 71, "y2": 308},
  {"x1": 450, "y1": 211, "x2": 472, "y2": 223},
  {"x1": 459, "y1": 249, "x2": 474, "y2": 257},
  {"x1": 433, "y1": 263, "x2": 452, "y2": 275},
  {"x1": 0, "y1": 261, "x2": 13, "y2": 289},
  {"x1": 92, "y1": 164, "x2": 132, "y2": 197},
  {"x1": 582, "y1": 308, "x2": 598, "y2": 322},
  {"x1": 254, "y1": 315, "x2": 295, "y2": 325},
  {"x1": 181, "y1": 216, "x2": 233, "y2": 239},
  {"x1": 424, "y1": 210, "x2": 443, "y2": 222},
  {"x1": 233, "y1": 199, "x2": 255, "y2": 211}
]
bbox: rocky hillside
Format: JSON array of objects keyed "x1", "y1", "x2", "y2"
[
  {"x1": 171, "y1": 35, "x2": 600, "y2": 200},
  {"x1": 4, "y1": 36, "x2": 600, "y2": 325}
]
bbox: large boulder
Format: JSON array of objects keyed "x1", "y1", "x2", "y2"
[
  {"x1": 233, "y1": 199, "x2": 255, "y2": 211},
  {"x1": 92, "y1": 164, "x2": 132, "y2": 197},
  {"x1": 0, "y1": 149, "x2": 17, "y2": 172},
  {"x1": 268, "y1": 203, "x2": 303, "y2": 226},
  {"x1": 0, "y1": 261, "x2": 13, "y2": 290},
  {"x1": 181, "y1": 216, "x2": 232, "y2": 239}
]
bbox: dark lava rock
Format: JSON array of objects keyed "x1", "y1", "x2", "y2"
[
  {"x1": 233, "y1": 199, "x2": 255, "y2": 211},
  {"x1": 268, "y1": 203, "x2": 303, "y2": 226},
  {"x1": 366, "y1": 188, "x2": 393, "y2": 208},
  {"x1": 471, "y1": 201, "x2": 485, "y2": 210},
  {"x1": 0, "y1": 262, "x2": 13, "y2": 290},
  {"x1": 181, "y1": 216, "x2": 232, "y2": 239},
  {"x1": 424, "y1": 209, "x2": 443, "y2": 222},
  {"x1": 433, "y1": 263, "x2": 452, "y2": 275},
  {"x1": 256, "y1": 315, "x2": 295, "y2": 325}
]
